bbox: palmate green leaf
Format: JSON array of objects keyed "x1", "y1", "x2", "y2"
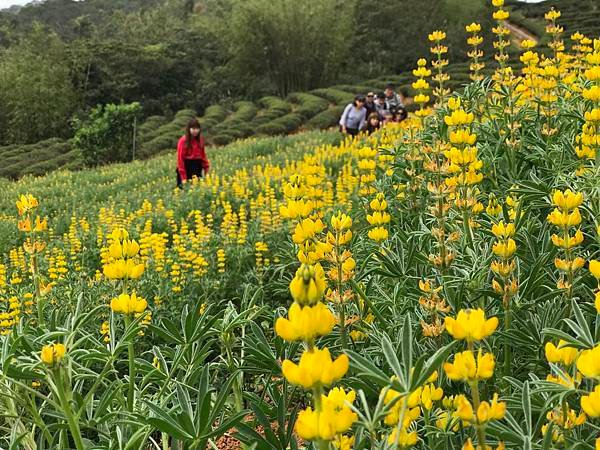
[
  {"x1": 565, "y1": 298, "x2": 595, "y2": 347},
  {"x1": 411, "y1": 341, "x2": 456, "y2": 391},
  {"x1": 144, "y1": 401, "x2": 194, "y2": 441},
  {"x1": 380, "y1": 330, "x2": 405, "y2": 389},
  {"x1": 346, "y1": 349, "x2": 392, "y2": 389}
]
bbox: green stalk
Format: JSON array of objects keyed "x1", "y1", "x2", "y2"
[
  {"x1": 469, "y1": 380, "x2": 487, "y2": 449},
  {"x1": 393, "y1": 396, "x2": 409, "y2": 449},
  {"x1": 503, "y1": 290, "x2": 511, "y2": 378},
  {"x1": 335, "y1": 235, "x2": 348, "y2": 349},
  {"x1": 124, "y1": 316, "x2": 136, "y2": 412},
  {"x1": 54, "y1": 369, "x2": 85, "y2": 450},
  {"x1": 312, "y1": 385, "x2": 329, "y2": 450}
]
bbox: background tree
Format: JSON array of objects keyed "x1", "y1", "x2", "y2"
[
  {"x1": 227, "y1": 0, "x2": 355, "y2": 96},
  {"x1": 0, "y1": 23, "x2": 77, "y2": 144}
]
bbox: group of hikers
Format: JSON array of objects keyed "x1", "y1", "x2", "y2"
[
  {"x1": 339, "y1": 83, "x2": 408, "y2": 136},
  {"x1": 176, "y1": 82, "x2": 407, "y2": 186}
]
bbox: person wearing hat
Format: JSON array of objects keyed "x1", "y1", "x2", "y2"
[
  {"x1": 339, "y1": 94, "x2": 367, "y2": 136},
  {"x1": 364, "y1": 91, "x2": 377, "y2": 117}
]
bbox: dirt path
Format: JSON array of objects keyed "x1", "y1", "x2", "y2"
[{"x1": 505, "y1": 20, "x2": 539, "y2": 46}]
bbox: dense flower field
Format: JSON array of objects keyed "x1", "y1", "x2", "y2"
[{"x1": 2, "y1": 2, "x2": 600, "y2": 449}]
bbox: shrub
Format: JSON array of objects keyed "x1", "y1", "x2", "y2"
[
  {"x1": 310, "y1": 88, "x2": 353, "y2": 105},
  {"x1": 72, "y1": 102, "x2": 142, "y2": 166},
  {"x1": 306, "y1": 105, "x2": 345, "y2": 129},
  {"x1": 288, "y1": 93, "x2": 329, "y2": 119}
]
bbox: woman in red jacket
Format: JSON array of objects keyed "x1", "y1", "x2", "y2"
[{"x1": 176, "y1": 118, "x2": 210, "y2": 188}]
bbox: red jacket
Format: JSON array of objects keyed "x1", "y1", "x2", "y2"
[{"x1": 177, "y1": 135, "x2": 210, "y2": 181}]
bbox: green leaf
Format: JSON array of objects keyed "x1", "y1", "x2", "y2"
[
  {"x1": 401, "y1": 315, "x2": 412, "y2": 386},
  {"x1": 144, "y1": 402, "x2": 194, "y2": 441},
  {"x1": 381, "y1": 332, "x2": 405, "y2": 389},
  {"x1": 411, "y1": 341, "x2": 456, "y2": 390},
  {"x1": 522, "y1": 381, "x2": 532, "y2": 446},
  {"x1": 346, "y1": 350, "x2": 391, "y2": 388}
]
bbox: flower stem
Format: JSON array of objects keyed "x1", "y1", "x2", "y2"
[
  {"x1": 469, "y1": 380, "x2": 487, "y2": 449},
  {"x1": 124, "y1": 316, "x2": 135, "y2": 412},
  {"x1": 54, "y1": 369, "x2": 85, "y2": 450}
]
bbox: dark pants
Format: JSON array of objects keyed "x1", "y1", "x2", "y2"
[
  {"x1": 339, "y1": 126, "x2": 359, "y2": 136},
  {"x1": 176, "y1": 159, "x2": 203, "y2": 188}
]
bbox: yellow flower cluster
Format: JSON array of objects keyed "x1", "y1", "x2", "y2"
[
  {"x1": 465, "y1": 22, "x2": 485, "y2": 81},
  {"x1": 276, "y1": 176, "x2": 355, "y2": 445},
  {"x1": 356, "y1": 147, "x2": 378, "y2": 196},
  {"x1": 490, "y1": 220, "x2": 518, "y2": 301},
  {"x1": 491, "y1": 1, "x2": 510, "y2": 61},
  {"x1": 102, "y1": 229, "x2": 145, "y2": 280},
  {"x1": 412, "y1": 58, "x2": 432, "y2": 118},
  {"x1": 110, "y1": 292, "x2": 148, "y2": 316},
  {"x1": 367, "y1": 193, "x2": 389, "y2": 243},
  {"x1": 444, "y1": 308, "x2": 504, "y2": 448},
  {"x1": 575, "y1": 47, "x2": 600, "y2": 173},
  {"x1": 429, "y1": 30, "x2": 450, "y2": 105},
  {"x1": 382, "y1": 371, "x2": 443, "y2": 446},
  {"x1": 547, "y1": 189, "x2": 585, "y2": 292},
  {"x1": 418, "y1": 279, "x2": 450, "y2": 338}
]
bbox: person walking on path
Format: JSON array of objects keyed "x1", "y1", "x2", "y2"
[
  {"x1": 176, "y1": 118, "x2": 210, "y2": 188},
  {"x1": 339, "y1": 94, "x2": 367, "y2": 136}
]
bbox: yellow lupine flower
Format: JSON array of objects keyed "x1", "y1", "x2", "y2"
[
  {"x1": 476, "y1": 393, "x2": 506, "y2": 423},
  {"x1": 281, "y1": 347, "x2": 348, "y2": 389},
  {"x1": 294, "y1": 388, "x2": 357, "y2": 441},
  {"x1": 465, "y1": 22, "x2": 481, "y2": 33},
  {"x1": 580, "y1": 385, "x2": 600, "y2": 417},
  {"x1": 292, "y1": 218, "x2": 326, "y2": 245},
  {"x1": 547, "y1": 208, "x2": 582, "y2": 227},
  {"x1": 428, "y1": 30, "x2": 446, "y2": 41},
  {"x1": 366, "y1": 211, "x2": 391, "y2": 226},
  {"x1": 492, "y1": 9, "x2": 509, "y2": 20},
  {"x1": 595, "y1": 291, "x2": 600, "y2": 314},
  {"x1": 454, "y1": 395, "x2": 474, "y2": 422},
  {"x1": 289, "y1": 263, "x2": 326, "y2": 306},
  {"x1": 331, "y1": 213, "x2": 352, "y2": 231},
  {"x1": 491, "y1": 221, "x2": 515, "y2": 238},
  {"x1": 492, "y1": 238, "x2": 517, "y2": 258},
  {"x1": 443, "y1": 349, "x2": 495, "y2": 382},
  {"x1": 554, "y1": 257, "x2": 585, "y2": 272},
  {"x1": 387, "y1": 427, "x2": 418, "y2": 447},
  {"x1": 577, "y1": 345, "x2": 600, "y2": 379},
  {"x1": 420, "y1": 383, "x2": 444, "y2": 410},
  {"x1": 551, "y1": 230, "x2": 584, "y2": 249},
  {"x1": 333, "y1": 435, "x2": 354, "y2": 450},
  {"x1": 275, "y1": 302, "x2": 335, "y2": 342},
  {"x1": 552, "y1": 190, "x2": 585, "y2": 211},
  {"x1": 40, "y1": 343, "x2": 66, "y2": 366},
  {"x1": 491, "y1": 0, "x2": 503, "y2": 7},
  {"x1": 16, "y1": 194, "x2": 39, "y2": 216},
  {"x1": 444, "y1": 308, "x2": 498, "y2": 342},
  {"x1": 369, "y1": 194, "x2": 388, "y2": 211},
  {"x1": 545, "y1": 340, "x2": 578, "y2": 365},
  {"x1": 368, "y1": 227, "x2": 388, "y2": 242},
  {"x1": 103, "y1": 259, "x2": 145, "y2": 280},
  {"x1": 444, "y1": 109, "x2": 474, "y2": 126},
  {"x1": 449, "y1": 129, "x2": 477, "y2": 145},
  {"x1": 589, "y1": 260, "x2": 600, "y2": 279},
  {"x1": 110, "y1": 292, "x2": 148, "y2": 315}
]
